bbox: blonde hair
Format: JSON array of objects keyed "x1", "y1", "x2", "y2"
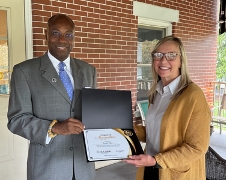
[{"x1": 148, "y1": 36, "x2": 192, "y2": 104}]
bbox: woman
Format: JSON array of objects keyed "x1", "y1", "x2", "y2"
[{"x1": 124, "y1": 36, "x2": 211, "y2": 180}]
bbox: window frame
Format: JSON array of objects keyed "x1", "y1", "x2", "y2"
[{"x1": 136, "y1": 19, "x2": 171, "y2": 101}]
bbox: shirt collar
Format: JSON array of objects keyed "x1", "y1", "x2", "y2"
[
  {"x1": 47, "y1": 50, "x2": 71, "y2": 71},
  {"x1": 156, "y1": 75, "x2": 181, "y2": 95},
  {"x1": 156, "y1": 81, "x2": 163, "y2": 94},
  {"x1": 168, "y1": 75, "x2": 181, "y2": 94}
]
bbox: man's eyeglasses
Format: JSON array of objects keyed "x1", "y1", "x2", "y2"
[
  {"x1": 152, "y1": 52, "x2": 180, "y2": 61},
  {"x1": 50, "y1": 30, "x2": 74, "y2": 41}
]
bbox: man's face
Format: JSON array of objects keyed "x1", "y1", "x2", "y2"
[{"x1": 45, "y1": 16, "x2": 75, "y2": 61}]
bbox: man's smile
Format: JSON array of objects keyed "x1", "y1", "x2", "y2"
[{"x1": 57, "y1": 46, "x2": 67, "y2": 50}]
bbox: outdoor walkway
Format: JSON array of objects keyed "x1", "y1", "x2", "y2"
[
  {"x1": 95, "y1": 161, "x2": 137, "y2": 180},
  {"x1": 209, "y1": 130, "x2": 226, "y2": 159}
]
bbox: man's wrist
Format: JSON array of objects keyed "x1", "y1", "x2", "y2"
[{"x1": 48, "y1": 120, "x2": 58, "y2": 138}]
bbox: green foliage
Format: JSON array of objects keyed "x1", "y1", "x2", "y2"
[
  {"x1": 138, "y1": 39, "x2": 158, "y2": 80},
  {"x1": 139, "y1": 39, "x2": 159, "y2": 65},
  {"x1": 217, "y1": 33, "x2": 226, "y2": 80}
]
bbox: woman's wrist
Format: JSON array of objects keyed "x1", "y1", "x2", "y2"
[{"x1": 153, "y1": 156, "x2": 162, "y2": 169}]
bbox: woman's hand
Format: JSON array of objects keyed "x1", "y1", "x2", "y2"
[{"x1": 123, "y1": 154, "x2": 156, "y2": 167}]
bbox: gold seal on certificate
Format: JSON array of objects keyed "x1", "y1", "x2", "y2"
[{"x1": 84, "y1": 129, "x2": 142, "y2": 161}]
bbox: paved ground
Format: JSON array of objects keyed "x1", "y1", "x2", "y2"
[
  {"x1": 95, "y1": 161, "x2": 137, "y2": 180},
  {"x1": 209, "y1": 130, "x2": 226, "y2": 159}
]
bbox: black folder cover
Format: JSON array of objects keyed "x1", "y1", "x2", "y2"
[
  {"x1": 82, "y1": 88, "x2": 133, "y2": 129},
  {"x1": 82, "y1": 88, "x2": 144, "y2": 161}
]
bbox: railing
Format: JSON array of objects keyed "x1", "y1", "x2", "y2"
[
  {"x1": 137, "y1": 80, "x2": 153, "y2": 101},
  {"x1": 211, "y1": 81, "x2": 226, "y2": 132},
  {"x1": 137, "y1": 79, "x2": 153, "y2": 90},
  {"x1": 211, "y1": 81, "x2": 226, "y2": 110}
]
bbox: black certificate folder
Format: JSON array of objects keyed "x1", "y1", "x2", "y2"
[
  {"x1": 82, "y1": 88, "x2": 144, "y2": 162},
  {"x1": 82, "y1": 88, "x2": 133, "y2": 129}
]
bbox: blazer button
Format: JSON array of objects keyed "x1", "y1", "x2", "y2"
[
  {"x1": 72, "y1": 108, "x2": 75, "y2": 112},
  {"x1": 69, "y1": 147, "x2": 73, "y2": 151}
]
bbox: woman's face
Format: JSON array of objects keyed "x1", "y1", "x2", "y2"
[{"x1": 154, "y1": 40, "x2": 181, "y2": 85}]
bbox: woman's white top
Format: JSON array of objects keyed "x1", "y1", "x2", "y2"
[{"x1": 145, "y1": 76, "x2": 181, "y2": 156}]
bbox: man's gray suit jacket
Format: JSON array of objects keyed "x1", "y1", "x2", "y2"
[{"x1": 7, "y1": 53, "x2": 97, "y2": 180}]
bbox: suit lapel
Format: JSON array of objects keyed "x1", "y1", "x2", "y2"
[
  {"x1": 40, "y1": 53, "x2": 71, "y2": 104},
  {"x1": 70, "y1": 57, "x2": 84, "y2": 105}
]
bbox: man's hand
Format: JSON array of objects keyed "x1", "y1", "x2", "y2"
[
  {"x1": 123, "y1": 154, "x2": 156, "y2": 167},
  {"x1": 51, "y1": 118, "x2": 85, "y2": 135}
]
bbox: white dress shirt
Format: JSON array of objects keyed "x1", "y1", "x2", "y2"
[
  {"x1": 46, "y1": 51, "x2": 74, "y2": 144},
  {"x1": 145, "y1": 76, "x2": 181, "y2": 156},
  {"x1": 48, "y1": 51, "x2": 74, "y2": 88}
]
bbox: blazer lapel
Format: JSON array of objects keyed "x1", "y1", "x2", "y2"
[
  {"x1": 40, "y1": 53, "x2": 71, "y2": 104},
  {"x1": 70, "y1": 57, "x2": 84, "y2": 105},
  {"x1": 159, "y1": 100, "x2": 175, "y2": 151}
]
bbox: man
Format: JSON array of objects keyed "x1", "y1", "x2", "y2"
[{"x1": 7, "y1": 14, "x2": 96, "y2": 180}]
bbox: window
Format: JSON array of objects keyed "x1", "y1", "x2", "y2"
[
  {"x1": 133, "y1": 1, "x2": 179, "y2": 101},
  {"x1": 137, "y1": 26, "x2": 165, "y2": 101},
  {"x1": 0, "y1": 10, "x2": 9, "y2": 94}
]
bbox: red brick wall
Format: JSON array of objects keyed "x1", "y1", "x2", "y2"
[
  {"x1": 133, "y1": 0, "x2": 218, "y2": 107},
  {"x1": 32, "y1": 0, "x2": 218, "y2": 118},
  {"x1": 168, "y1": 0, "x2": 218, "y2": 107}
]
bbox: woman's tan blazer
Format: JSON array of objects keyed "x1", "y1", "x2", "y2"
[{"x1": 135, "y1": 82, "x2": 211, "y2": 180}]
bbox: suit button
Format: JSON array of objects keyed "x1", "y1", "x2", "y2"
[
  {"x1": 72, "y1": 108, "x2": 75, "y2": 112},
  {"x1": 69, "y1": 147, "x2": 73, "y2": 151}
]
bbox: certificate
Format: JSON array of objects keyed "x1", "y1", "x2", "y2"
[
  {"x1": 84, "y1": 129, "x2": 143, "y2": 162},
  {"x1": 82, "y1": 88, "x2": 144, "y2": 162}
]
